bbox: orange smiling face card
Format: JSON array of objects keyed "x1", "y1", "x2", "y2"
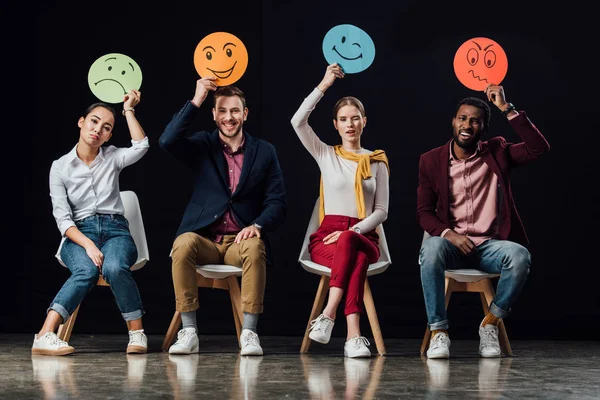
[
  {"x1": 453, "y1": 37, "x2": 508, "y2": 91},
  {"x1": 194, "y1": 32, "x2": 248, "y2": 86}
]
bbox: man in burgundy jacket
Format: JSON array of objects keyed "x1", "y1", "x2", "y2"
[{"x1": 417, "y1": 84, "x2": 550, "y2": 359}]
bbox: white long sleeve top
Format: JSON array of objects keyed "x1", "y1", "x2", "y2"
[{"x1": 290, "y1": 88, "x2": 388, "y2": 234}]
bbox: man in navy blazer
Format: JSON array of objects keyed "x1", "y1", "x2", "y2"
[
  {"x1": 159, "y1": 76, "x2": 286, "y2": 356},
  {"x1": 417, "y1": 84, "x2": 549, "y2": 359}
]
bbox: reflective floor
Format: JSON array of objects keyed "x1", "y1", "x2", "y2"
[{"x1": 1, "y1": 334, "x2": 598, "y2": 399}]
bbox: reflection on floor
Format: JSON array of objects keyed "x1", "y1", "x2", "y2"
[{"x1": 1, "y1": 334, "x2": 599, "y2": 399}]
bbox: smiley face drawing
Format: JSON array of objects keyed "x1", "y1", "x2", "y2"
[
  {"x1": 194, "y1": 32, "x2": 249, "y2": 86},
  {"x1": 322, "y1": 24, "x2": 375, "y2": 74},
  {"x1": 454, "y1": 37, "x2": 508, "y2": 91},
  {"x1": 88, "y1": 53, "x2": 143, "y2": 103}
]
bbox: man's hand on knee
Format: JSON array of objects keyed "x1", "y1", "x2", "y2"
[{"x1": 234, "y1": 225, "x2": 261, "y2": 244}]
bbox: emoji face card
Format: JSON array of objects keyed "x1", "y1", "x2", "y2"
[
  {"x1": 454, "y1": 37, "x2": 508, "y2": 91},
  {"x1": 194, "y1": 32, "x2": 249, "y2": 86}
]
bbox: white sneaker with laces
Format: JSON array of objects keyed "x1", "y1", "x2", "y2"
[
  {"x1": 309, "y1": 313, "x2": 335, "y2": 344},
  {"x1": 344, "y1": 335, "x2": 371, "y2": 358},
  {"x1": 427, "y1": 332, "x2": 450, "y2": 359},
  {"x1": 240, "y1": 329, "x2": 263, "y2": 356},
  {"x1": 31, "y1": 332, "x2": 74, "y2": 356},
  {"x1": 127, "y1": 329, "x2": 148, "y2": 354},
  {"x1": 479, "y1": 324, "x2": 501, "y2": 358},
  {"x1": 169, "y1": 327, "x2": 199, "y2": 355}
]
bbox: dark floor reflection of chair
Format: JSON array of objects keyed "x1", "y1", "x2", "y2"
[
  {"x1": 478, "y1": 357, "x2": 514, "y2": 399},
  {"x1": 31, "y1": 355, "x2": 78, "y2": 399},
  {"x1": 167, "y1": 354, "x2": 200, "y2": 399},
  {"x1": 126, "y1": 354, "x2": 147, "y2": 391},
  {"x1": 231, "y1": 354, "x2": 263, "y2": 399}
]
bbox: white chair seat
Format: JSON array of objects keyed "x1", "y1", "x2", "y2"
[
  {"x1": 300, "y1": 260, "x2": 389, "y2": 277},
  {"x1": 196, "y1": 264, "x2": 243, "y2": 279},
  {"x1": 446, "y1": 269, "x2": 500, "y2": 283}
]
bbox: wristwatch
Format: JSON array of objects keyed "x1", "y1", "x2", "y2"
[
  {"x1": 501, "y1": 103, "x2": 515, "y2": 117},
  {"x1": 252, "y1": 223, "x2": 262, "y2": 230},
  {"x1": 351, "y1": 226, "x2": 361, "y2": 234}
]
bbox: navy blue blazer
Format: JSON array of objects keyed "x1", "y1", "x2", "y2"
[{"x1": 159, "y1": 101, "x2": 286, "y2": 261}]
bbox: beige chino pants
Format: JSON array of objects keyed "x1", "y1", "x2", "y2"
[{"x1": 171, "y1": 232, "x2": 266, "y2": 314}]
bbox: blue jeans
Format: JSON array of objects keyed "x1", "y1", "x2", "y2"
[
  {"x1": 419, "y1": 237, "x2": 530, "y2": 330},
  {"x1": 49, "y1": 214, "x2": 144, "y2": 322}
]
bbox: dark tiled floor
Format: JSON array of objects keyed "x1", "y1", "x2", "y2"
[{"x1": 1, "y1": 334, "x2": 598, "y2": 399}]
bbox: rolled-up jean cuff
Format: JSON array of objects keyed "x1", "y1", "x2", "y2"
[
  {"x1": 429, "y1": 320, "x2": 449, "y2": 331},
  {"x1": 490, "y1": 302, "x2": 508, "y2": 319},
  {"x1": 48, "y1": 303, "x2": 69, "y2": 323},
  {"x1": 122, "y1": 309, "x2": 144, "y2": 322}
]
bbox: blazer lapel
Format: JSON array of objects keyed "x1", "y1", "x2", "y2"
[
  {"x1": 209, "y1": 130, "x2": 230, "y2": 188},
  {"x1": 233, "y1": 132, "x2": 257, "y2": 196},
  {"x1": 479, "y1": 141, "x2": 503, "y2": 180},
  {"x1": 438, "y1": 140, "x2": 451, "y2": 210}
]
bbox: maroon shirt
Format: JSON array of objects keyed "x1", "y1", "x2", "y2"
[{"x1": 207, "y1": 137, "x2": 245, "y2": 242}]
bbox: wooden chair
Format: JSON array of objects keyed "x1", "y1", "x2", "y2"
[
  {"x1": 161, "y1": 264, "x2": 243, "y2": 351},
  {"x1": 299, "y1": 198, "x2": 391, "y2": 356},
  {"x1": 419, "y1": 232, "x2": 513, "y2": 356},
  {"x1": 55, "y1": 190, "x2": 150, "y2": 342}
]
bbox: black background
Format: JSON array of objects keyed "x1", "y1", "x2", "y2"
[{"x1": 8, "y1": 0, "x2": 599, "y2": 341}]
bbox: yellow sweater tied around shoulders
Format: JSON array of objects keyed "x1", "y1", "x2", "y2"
[{"x1": 319, "y1": 145, "x2": 390, "y2": 224}]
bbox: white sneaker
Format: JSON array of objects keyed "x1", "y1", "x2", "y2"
[
  {"x1": 427, "y1": 332, "x2": 450, "y2": 359},
  {"x1": 309, "y1": 314, "x2": 335, "y2": 344},
  {"x1": 169, "y1": 327, "x2": 199, "y2": 355},
  {"x1": 31, "y1": 332, "x2": 74, "y2": 356},
  {"x1": 344, "y1": 335, "x2": 371, "y2": 358},
  {"x1": 479, "y1": 324, "x2": 501, "y2": 358},
  {"x1": 127, "y1": 329, "x2": 148, "y2": 354},
  {"x1": 240, "y1": 329, "x2": 263, "y2": 356}
]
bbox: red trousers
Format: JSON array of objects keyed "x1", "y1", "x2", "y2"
[{"x1": 308, "y1": 215, "x2": 380, "y2": 316}]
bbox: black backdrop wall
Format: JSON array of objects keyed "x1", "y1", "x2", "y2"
[{"x1": 10, "y1": 1, "x2": 599, "y2": 341}]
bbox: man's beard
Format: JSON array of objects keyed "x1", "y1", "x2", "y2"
[
  {"x1": 218, "y1": 122, "x2": 242, "y2": 138},
  {"x1": 453, "y1": 130, "x2": 480, "y2": 150}
]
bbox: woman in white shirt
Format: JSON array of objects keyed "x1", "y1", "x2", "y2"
[
  {"x1": 291, "y1": 63, "x2": 390, "y2": 358},
  {"x1": 32, "y1": 90, "x2": 150, "y2": 356}
]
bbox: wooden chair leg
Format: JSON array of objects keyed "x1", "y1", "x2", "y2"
[
  {"x1": 300, "y1": 275, "x2": 330, "y2": 354},
  {"x1": 497, "y1": 319, "x2": 513, "y2": 356},
  {"x1": 228, "y1": 276, "x2": 243, "y2": 348},
  {"x1": 420, "y1": 277, "x2": 455, "y2": 355},
  {"x1": 479, "y1": 279, "x2": 513, "y2": 356},
  {"x1": 363, "y1": 279, "x2": 386, "y2": 356},
  {"x1": 161, "y1": 311, "x2": 182, "y2": 352},
  {"x1": 420, "y1": 326, "x2": 432, "y2": 356},
  {"x1": 57, "y1": 303, "x2": 80, "y2": 343}
]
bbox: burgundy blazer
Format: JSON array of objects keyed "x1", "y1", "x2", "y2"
[{"x1": 417, "y1": 111, "x2": 550, "y2": 246}]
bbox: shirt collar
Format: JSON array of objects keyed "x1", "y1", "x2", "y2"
[
  {"x1": 67, "y1": 143, "x2": 106, "y2": 164},
  {"x1": 449, "y1": 139, "x2": 481, "y2": 161},
  {"x1": 220, "y1": 136, "x2": 245, "y2": 155}
]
